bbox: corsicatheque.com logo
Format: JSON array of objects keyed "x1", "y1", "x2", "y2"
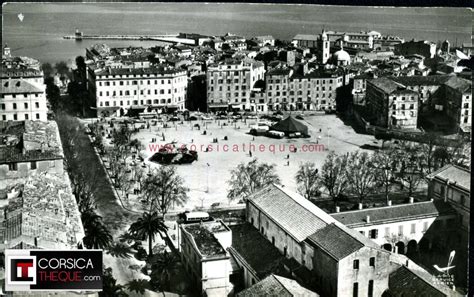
[{"x1": 7, "y1": 256, "x2": 37, "y2": 285}]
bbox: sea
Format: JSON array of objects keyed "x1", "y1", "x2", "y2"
[{"x1": 2, "y1": 3, "x2": 472, "y2": 65}]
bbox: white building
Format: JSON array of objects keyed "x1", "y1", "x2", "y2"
[
  {"x1": 0, "y1": 78, "x2": 47, "y2": 121},
  {"x1": 207, "y1": 59, "x2": 265, "y2": 111},
  {"x1": 89, "y1": 66, "x2": 188, "y2": 116}
]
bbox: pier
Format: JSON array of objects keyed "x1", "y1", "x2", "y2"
[{"x1": 63, "y1": 33, "x2": 195, "y2": 45}]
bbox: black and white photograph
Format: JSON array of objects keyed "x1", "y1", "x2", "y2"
[{"x1": 0, "y1": 2, "x2": 471, "y2": 296}]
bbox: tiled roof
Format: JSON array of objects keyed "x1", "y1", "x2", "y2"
[
  {"x1": 443, "y1": 76, "x2": 472, "y2": 93},
  {"x1": 307, "y1": 223, "x2": 371, "y2": 260},
  {"x1": 267, "y1": 68, "x2": 291, "y2": 76},
  {"x1": 229, "y1": 223, "x2": 288, "y2": 279},
  {"x1": 391, "y1": 75, "x2": 453, "y2": 86},
  {"x1": 427, "y1": 165, "x2": 470, "y2": 192},
  {"x1": 1, "y1": 174, "x2": 84, "y2": 249},
  {"x1": 0, "y1": 67, "x2": 43, "y2": 78},
  {"x1": 95, "y1": 66, "x2": 184, "y2": 77},
  {"x1": 247, "y1": 184, "x2": 336, "y2": 242},
  {"x1": 368, "y1": 77, "x2": 405, "y2": 94},
  {"x1": 0, "y1": 121, "x2": 64, "y2": 164},
  {"x1": 331, "y1": 200, "x2": 456, "y2": 228},
  {"x1": 236, "y1": 274, "x2": 318, "y2": 297},
  {"x1": 389, "y1": 266, "x2": 451, "y2": 297},
  {"x1": 1, "y1": 78, "x2": 43, "y2": 94}
]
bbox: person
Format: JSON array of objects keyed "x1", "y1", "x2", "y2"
[
  {"x1": 287, "y1": 154, "x2": 290, "y2": 159},
  {"x1": 287, "y1": 160, "x2": 290, "y2": 166},
  {"x1": 249, "y1": 150, "x2": 252, "y2": 157}
]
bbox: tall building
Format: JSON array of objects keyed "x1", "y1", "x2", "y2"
[
  {"x1": 206, "y1": 59, "x2": 265, "y2": 111},
  {"x1": 366, "y1": 77, "x2": 419, "y2": 130},
  {"x1": 317, "y1": 30, "x2": 330, "y2": 64},
  {"x1": 88, "y1": 66, "x2": 187, "y2": 117}
]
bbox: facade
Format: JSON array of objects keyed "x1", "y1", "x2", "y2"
[
  {"x1": 352, "y1": 73, "x2": 375, "y2": 106},
  {"x1": 426, "y1": 165, "x2": 470, "y2": 239},
  {"x1": 331, "y1": 200, "x2": 458, "y2": 254},
  {"x1": 206, "y1": 59, "x2": 265, "y2": 111},
  {"x1": 0, "y1": 121, "x2": 64, "y2": 190},
  {"x1": 89, "y1": 66, "x2": 188, "y2": 116},
  {"x1": 1, "y1": 74, "x2": 47, "y2": 122},
  {"x1": 366, "y1": 77, "x2": 419, "y2": 129},
  {"x1": 246, "y1": 184, "x2": 391, "y2": 297},
  {"x1": 180, "y1": 220, "x2": 233, "y2": 296},
  {"x1": 292, "y1": 34, "x2": 319, "y2": 49}
]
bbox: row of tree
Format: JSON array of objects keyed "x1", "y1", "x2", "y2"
[{"x1": 226, "y1": 138, "x2": 469, "y2": 206}]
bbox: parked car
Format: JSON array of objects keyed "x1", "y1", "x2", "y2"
[{"x1": 267, "y1": 130, "x2": 285, "y2": 139}]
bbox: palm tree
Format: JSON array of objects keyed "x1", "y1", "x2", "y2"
[
  {"x1": 100, "y1": 267, "x2": 127, "y2": 297},
  {"x1": 82, "y1": 210, "x2": 113, "y2": 249},
  {"x1": 126, "y1": 279, "x2": 150, "y2": 295},
  {"x1": 128, "y1": 212, "x2": 168, "y2": 257},
  {"x1": 107, "y1": 242, "x2": 133, "y2": 259},
  {"x1": 150, "y1": 251, "x2": 178, "y2": 292}
]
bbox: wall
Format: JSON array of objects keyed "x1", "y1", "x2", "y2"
[
  {"x1": 0, "y1": 92, "x2": 48, "y2": 121},
  {"x1": 202, "y1": 258, "x2": 232, "y2": 296},
  {"x1": 337, "y1": 247, "x2": 390, "y2": 297}
]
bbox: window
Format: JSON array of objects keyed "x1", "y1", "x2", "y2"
[
  {"x1": 368, "y1": 280, "x2": 374, "y2": 297},
  {"x1": 369, "y1": 229, "x2": 378, "y2": 239},
  {"x1": 25, "y1": 114, "x2": 29, "y2": 120},
  {"x1": 1, "y1": 103, "x2": 4, "y2": 110},
  {"x1": 35, "y1": 113, "x2": 40, "y2": 120},
  {"x1": 14, "y1": 114, "x2": 18, "y2": 120},
  {"x1": 31, "y1": 161, "x2": 37, "y2": 170},
  {"x1": 423, "y1": 221, "x2": 429, "y2": 232},
  {"x1": 369, "y1": 257, "x2": 375, "y2": 267},
  {"x1": 35, "y1": 102, "x2": 39, "y2": 108},
  {"x1": 385, "y1": 227, "x2": 390, "y2": 236},
  {"x1": 353, "y1": 282, "x2": 358, "y2": 297},
  {"x1": 24, "y1": 102, "x2": 28, "y2": 109},
  {"x1": 398, "y1": 225, "x2": 404, "y2": 236},
  {"x1": 13, "y1": 103, "x2": 17, "y2": 110},
  {"x1": 353, "y1": 259, "x2": 359, "y2": 269},
  {"x1": 9, "y1": 163, "x2": 18, "y2": 171},
  {"x1": 410, "y1": 223, "x2": 416, "y2": 234},
  {"x1": 460, "y1": 195, "x2": 465, "y2": 206}
]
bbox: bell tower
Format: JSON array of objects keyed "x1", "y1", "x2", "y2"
[{"x1": 318, "y1": 29, "x2": 330, "y2": 64}]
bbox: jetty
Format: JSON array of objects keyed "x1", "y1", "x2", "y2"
[{"x1": 63, "y1": 30, "x2": 195, "y2": 45}]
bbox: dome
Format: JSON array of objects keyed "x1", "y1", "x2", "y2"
[{"x1": 333, "y1": 49, "x2": 350, "y2": 62}]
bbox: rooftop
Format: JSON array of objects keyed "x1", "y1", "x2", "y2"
[
  {"x1": 229, "y1": 223, "x2": 288, "y2": 279},
  {"x1": 96, "y1": 66, "x2": 185, "y2": 77},
  {"x1": 306, "y1": 222, "x2": 380, "y2": 260},
  {"x1": 368, "y1": 77, "x2": 406, "y2": 94},
  {"x1": 247, "y1": 184, "x2": 337, "y2": 242},
  {"x1": 331, "y1": 200, "x2": 456, "y2": 228},
  {"x1": 389, "y1": 265, "x2": 456, "y2": 297},
  {"x1": 0, "y1": 121, "x2": 64, "y2": 164},
  {"x1": 0, "y1": 173, "x2": 84, "y2": 249},
  {"x1": 236, "y1": 274, "x2": 318, "y2": 297},
  {"x1": 391, "y1": 75, "x2": 453, "y2": 87},
  {"x1": 1, "y1": 78, "x2": 44, "y2": 94},
  {"x1": 427, "y1": 165, "x2": 470, "y2": 192},
  {"x1": 183, "y1": 220, "x2": 229, "y2": 258},
  {"x1": 1, "y1": 67, "x2": 43, "y2": 78}
]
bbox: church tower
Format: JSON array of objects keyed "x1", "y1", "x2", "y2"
[{"x1": 318, "y1": 29, "x2": 330, "y2": 64}]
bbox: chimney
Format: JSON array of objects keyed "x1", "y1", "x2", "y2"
[
  {"x1": 387, "y1": 200, "x2": 392, "y2": 206},
  {"x1": 405, "y1": 260, "x2": 409, "y2": 267},
  {"x1": 409, "y1": 197, "x2": 414, "y2": 204},
  {"x1": 34, "y1": 236, "x2": 40, "y2": 247},
  {"x1": 366, "y1": 215, "x2": 370, "y2": 223},
  {"x1": 335, "y1": 206, "x2": 340, "y2": 213},
  {"x1": 358, "y1": 203, "x2": 363, "y2": 210}
]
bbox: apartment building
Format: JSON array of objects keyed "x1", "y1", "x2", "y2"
[
  {"x1": 366, "y1": 77, "x2": 419, "y2": 129},
  {"x1": 206, "y1": 59, "x2": 265, "y2": 111},
  {"x1": 89, "y1": 66, "x2": 187, "y2": 116}
]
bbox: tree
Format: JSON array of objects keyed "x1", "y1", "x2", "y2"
[
  {"x1": 150, "y1": 251, "x2": 178, "y2": 292},
  {"x1": 320, "y1": 152, "x2": 349, "y2": 206},
  {"x1": 127, "y1": 279, "x2": 150, "y2": 295},
  {"x1": 82, "y1": 210, "x2": 113, "y2": 249},
  {"x1": 372, "y1": 151, "x2": 397, "y2": 205},
  {"x1": 107, "y1": 242, "x2": 133, "y2": 259},
  {"x1": 45, "y1": 77, "x2": 61, "y2": 111},
  {"x1": 142, "y1": 166, "x2": 189, "y2": 216},
  {"x1": 346, "y1": 151, "x2": 376, "y2": 203},
  {"x1": 41, "y1": 62, "x2": 54, "y2": 78},
  {"x1": 227, "y1": 158, "x2": 281, "y2": 201},
  {"x1": 395, "y1": 142, "x2": 425, "y2": 196},
  {"x1": 295, "y1": 162, "x2": 320, "y2": 200},
  {"x1": 128, "y1": 212, "x2": 168, "y2": 258},
  {"x1": 54, "y1": 61, "x2": 70, "y2": 77},
  {"x1": 100, "y1": 267, "x2": 127, "y2": 297}
]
